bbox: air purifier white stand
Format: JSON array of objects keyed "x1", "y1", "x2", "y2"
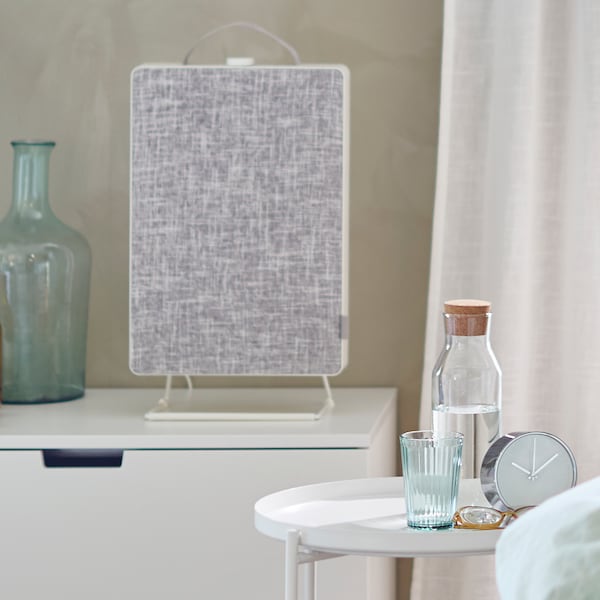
[{"x1": 144, "y1": 376, "x2": 335, "y2": 421}]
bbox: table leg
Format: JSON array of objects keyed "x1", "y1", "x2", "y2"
[
  {"x1": 285, "y1": 529, "x2": 300, "y2": 600},
  {"x1": 302, "y1": 559, "x2": 316, "y2": 600}
]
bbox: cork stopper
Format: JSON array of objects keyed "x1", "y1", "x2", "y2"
[
  {"x1": 444, "y1": 299, "x2": 491, "y2": 336},
  {"x1": 444, "y1": 299, "x2": 491, "y2": 315}
]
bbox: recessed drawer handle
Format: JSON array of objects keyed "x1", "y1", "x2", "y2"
[{"x1": 42, "y1": 449, "x2": 124, "y2": 468}]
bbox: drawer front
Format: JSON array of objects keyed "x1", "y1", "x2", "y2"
[{"x1": 0, "y1": 448, "x2": 382, "y2": 600}]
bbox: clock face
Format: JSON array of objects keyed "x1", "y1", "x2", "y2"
[{"x1": 494, "y1": 432, "x2": 576, "y2": 509}]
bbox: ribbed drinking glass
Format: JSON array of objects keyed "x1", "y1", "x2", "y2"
[{"x1": 400, "y1": 430, "x2": 464, "y2": 529}]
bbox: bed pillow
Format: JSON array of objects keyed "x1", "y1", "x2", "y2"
[{"x1": 496, "y1": 476, "x2": 600, "y2": 600}]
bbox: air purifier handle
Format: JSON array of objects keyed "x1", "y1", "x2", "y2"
[{"x1": 183, "y1": 21, "x2": 301, "y2": 65}]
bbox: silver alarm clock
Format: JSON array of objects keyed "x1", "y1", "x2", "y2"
[{"x1": 480, "y1": 431, "x2": 577, "y2": 511}]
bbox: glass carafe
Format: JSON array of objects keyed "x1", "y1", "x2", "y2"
[
  {"x1": 0, "y1": 140, "x2": 91, "y2": 403},
  {"x1": 432, "y1": 299, "x2": 502, "y2": 478}
]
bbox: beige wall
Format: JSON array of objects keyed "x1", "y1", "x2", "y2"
[{"x1": 0, "y1": 2, "x2": 442, "y2": 597}]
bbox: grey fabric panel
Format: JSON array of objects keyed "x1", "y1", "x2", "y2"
[{"x1": 130, "y1": 66, "x2": 346, "y2": 375}]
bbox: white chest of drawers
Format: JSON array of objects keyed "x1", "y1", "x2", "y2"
[{"x1": 0, "y1": 388, "x2": 396, "y2": 600}]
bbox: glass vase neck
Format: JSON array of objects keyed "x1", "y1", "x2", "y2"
[{"x1": 10, "y1": 140, "x2": 56, "y2": 220}]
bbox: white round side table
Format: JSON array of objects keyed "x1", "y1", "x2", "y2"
[{"x1": 254, "y1": 477, "x2": 502, "y2": 600}]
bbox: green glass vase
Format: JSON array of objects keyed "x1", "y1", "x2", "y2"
[{"x1": 0, "y1": 140, "x2": 91, "y2": 403}]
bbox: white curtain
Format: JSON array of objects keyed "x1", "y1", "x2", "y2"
[{"x1": 412, "y1": 1, "x2": 600, "y2": 598}]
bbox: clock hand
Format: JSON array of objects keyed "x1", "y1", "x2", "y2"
[
  {"x1": 531, "y1": 453, "x2": 559, "y2": 477},
  {"x1": 511, "y1": 461, "x2": 531, "y2": 476},
  {"x1": 531, "y1": 438, "x2": 537, "y2": 475}
]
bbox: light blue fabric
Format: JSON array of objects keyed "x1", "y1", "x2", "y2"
[{"x1": 496, "y1": 476, "x2": 600, "y2": 600}]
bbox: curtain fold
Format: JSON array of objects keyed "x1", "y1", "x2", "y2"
[{"x1": 413, "y1": 1, "x2": 600, "y2": 598}]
